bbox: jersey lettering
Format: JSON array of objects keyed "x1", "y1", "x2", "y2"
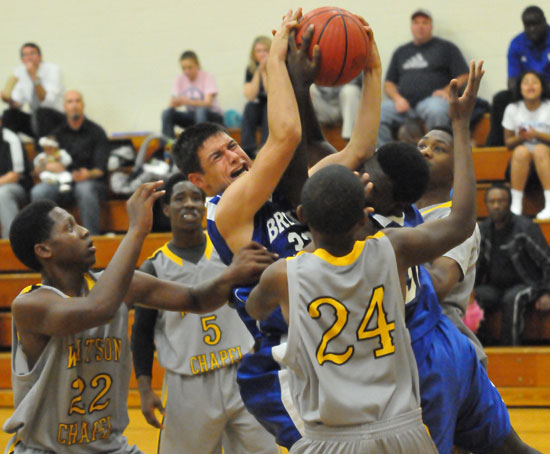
[
  {"x1": 57, "y1": 415, "x2": 111, "y2": 445},
  {"x1": 67, "y1": 337, "x2": 122, "y2": 368},
  {"x1": 189, "y1": 345, "x2": 243, "y2": 374}
]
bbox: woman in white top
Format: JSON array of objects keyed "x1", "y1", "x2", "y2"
[{"x1": 502, "y1": 71, "x2": 550, "y2": 219}]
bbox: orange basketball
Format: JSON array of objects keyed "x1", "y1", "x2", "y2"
[{"x1": 295, "y1": 7, "x2": 370, "y2": 87}]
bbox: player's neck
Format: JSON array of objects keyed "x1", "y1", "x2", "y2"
[
  {"x1": 415, "y1": 186, "x2": 451, "y2": 210},
  {"x1": 41, "y1": 266, "x2": 89, "y2": 297},
  {"x1": 315, "y1": 234, "x2": 356, "y2": 257},
  {"x1": 171, "y1": 228, "x2": 206, "y2": 249}
]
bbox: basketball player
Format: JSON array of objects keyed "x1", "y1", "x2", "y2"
[
  {"x1": 171, "y1": 11, "x2": 382, "y2": 448},
  {"x1": 3, "y1": 181, "x2": 276, "y2": 453},
  {"x1": 415, "y1": 125, "x2": 487, "y2": 367},
  {"x1": 131, "y1": 174, "x2": 277, "y2": 454},
  {"x1": 245, "y1": 62, "x2": 482, "y2": 454}
]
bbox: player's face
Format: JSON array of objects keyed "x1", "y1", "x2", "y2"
[
  {"x1": 364, "y1": 168, "x2": 406, "y2": 217},
  {"x1": 180, "y1": 58, "x2": 200, "y2": 81},
  {"x1": 254, "y1": 42, "x2": 269, "y2": 64},
  {"x1": 45, "y1": 207, "x2": 96, "y2": 270},
  {"x1": 190, "y1": 132, "x2": 252, "y2": 196},
  {"x1": 417, "y1": 130, "x2": 454, "y2": 187},
  {"x1": 520, "y1": 73, "x2": 543, "y2": 101},
  {"x1": 165, "y1": 181, "x2": 205, "y2": 232},
  {"x1": 485, "y1": 188, "x2": 511, "y2": 224},
  {"x1": 523, "y1": 12, "x2": 548, "y2": 45},
  {"x1": 20, "y1": 46, "x2": 41, "y2": 67},
  {"x1": 411, "y1": 16, "x2": 432, "y2": 45}
]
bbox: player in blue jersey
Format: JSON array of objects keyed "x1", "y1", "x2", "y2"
[{"x1": 171, "y1": 11, "x2": 382, "y2": 448}]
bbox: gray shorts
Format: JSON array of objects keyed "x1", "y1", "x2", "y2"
[
  {"x1": 159, "y1": 364, "x2": 277, "y2": 454},
  {"x1": 289, "y1": 409, "x2": 437, "y2": 454}
]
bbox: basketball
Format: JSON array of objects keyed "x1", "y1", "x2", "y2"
[{"x1": 295, "y1": 7, "x2": 370, "y2": 87}]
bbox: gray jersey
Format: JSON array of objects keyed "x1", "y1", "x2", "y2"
[
  {"x1": 147, "y1": 238, "x2": 253, "y2": 376},
  {"x1": 280, "y1": 234, "x2": 420, "y2": 427},
  {"x1": 420, "y1": 202, "x2": 480, "y2": 315},
  {"x1": 3, "y1": 276, "x2": 140, "y2": 453}
]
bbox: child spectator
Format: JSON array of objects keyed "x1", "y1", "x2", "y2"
[
  {"x1": 33, "y1": 136, "x2": 72, "y2": 192},
  {"x1": 503, "y1": 71, "x2": 550, "y2": 219}
]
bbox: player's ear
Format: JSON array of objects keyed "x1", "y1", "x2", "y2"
[
  {"x1": 296, "y1": 205, "x2": 307, "y2": 224},
  {"x1": 34, "y1": 242, "x2": 53, "y2": 262},
  {"x1": 187, "y1": 172, "x2": 206, "y2": 191},
  {"x1": 162, "y1": 203, "x2": 170, "y2": 218}
]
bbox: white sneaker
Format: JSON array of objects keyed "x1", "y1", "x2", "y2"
[
  {"x1": 536, "y1": 207, "x2": 550, "y2": 220},
  {"x1": 510, "y1": 203, "x2": 523, "y2": 216}
]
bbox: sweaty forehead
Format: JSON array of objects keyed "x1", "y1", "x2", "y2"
[
  {"x1": 423, "y1": 130, "x2": 453, "y2": 146},
  {"x1": 172, "y1": 181, "x2": 204, "y2": 198}
]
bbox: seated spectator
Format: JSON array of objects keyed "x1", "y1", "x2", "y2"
[
  {"x1": 310, "y1": 74, "x2": 362, "y2": 141},
  {"x1": 397, "y1": 117, "x2": 426, "y2": 145},
  {"x1": 503, "y1": 71, "x2": 550, "y2": 219},
  {"x1": 31, "y1": 90, "x2": 109, "y2": 235},
  {"x1": 378, "y1": 9, "x2": 468, "y2": 146},
  {"x1": 475, "y1": 183, "x2": 550, "y2": 345},
  {"x1": 33, "y1": 136, "x2": 72, "y2": 192},
  {"x1": 0, "y1": 123, "x2": 31, "y2": 238},
  {"x1": 1, "y1": 43, "x2": 65, "y2": 140},
  {"x1": 241, "y1": 36, "x2": 271, "y2": 158},
  {"x1": 487, "y1": 6, "x2": 550, "y2": 146},
  {"x1": 161, "y1": 50, "x2": 223, "y2": 139}
]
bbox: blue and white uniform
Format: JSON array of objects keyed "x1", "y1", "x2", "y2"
[
  {"x1": 374, "y1": 206, "x2": 511, "y2": 454},
  {"x1": 206, "y1": 192, "x2": 310, "y2": 448}
]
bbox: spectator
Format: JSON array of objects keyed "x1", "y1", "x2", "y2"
[
  {"x1": 503, "y1": 71, "x2": 550, "y2": 219},
  {"x1": 310, "y1": 74, "x2": 362, "y2": 141},
  {"x1": 487, "y1": 6, "x2": 550, "y2": 146},
  {"x1": 31, "y1": 90, "x2": 109, "y2": 235},
  {"x1": 0, "y1": 124, "x2": 31, "y2": 238},
  {"x1": 1, "y1": 42, "x2": 65, "y2": 140},
  {"x1": 161, "y1": 50, "x2": 223, "y2": 139},
  {"x1": 378, "y1": 9, "x2": 468, "y2": 146},
  {"x1": 475, "y1": 183, "x2": 550, "y2": 345},
  {"x1": 241, "y1": 35, "x2": 271, "y2": 158},
  {"x1": 33, "y1": 136, "x2": 73, "y2": 193}
]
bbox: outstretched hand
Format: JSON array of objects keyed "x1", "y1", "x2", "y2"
[
  {"x1": 353, "y1": 16, "x2": 381, "y2": 74},
  {"x1": 449, "y1": 60, "x2": 484, "y2": 123},
  {"x1": 126, "y1": 181, "x2": 165, "y2": 236},
  {"x1": 228, "y1": 241, "x2": 279, "y2": 285},
  {"x1": 270, "y1": 8, "x2": 302, "y2": 62},
  {"x1": 287, "y1": 26, "x2": 320, "y2": 89}
]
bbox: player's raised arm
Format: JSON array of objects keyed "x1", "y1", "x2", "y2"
[
  {"x1": 309, "y1": 22, "x2": 382, "y2": 174},
  {"x1": 11, "y1": 181, "x2": 165, "y2": 338},
  {"x1": 127, "y1": 242, "x2": 277, "y2": 313},
  {"x1": 385, "y1": 61, "x2": 484, "y2": 275},
  {"x1": 215, "y1": 10, "x2": 302, "y2": 251}
]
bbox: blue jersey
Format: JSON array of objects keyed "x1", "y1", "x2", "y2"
[
  {"x1": 206, "y1": 191, "x2": 310, "y2": 448},
  {"x1": 374, "y1": 205, "x2": 510, "y2": 454},
  {"x1": 206, "y1": 192, "x2": 311, "y2": 339}
]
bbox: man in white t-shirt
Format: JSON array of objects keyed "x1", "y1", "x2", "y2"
[{"x1": 1, "y1": 43, "x2": 65, "y2": 139}]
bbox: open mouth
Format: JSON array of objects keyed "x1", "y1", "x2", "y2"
[{"x1": 231, "y1": 165, "x2": 247, "y2": 179}]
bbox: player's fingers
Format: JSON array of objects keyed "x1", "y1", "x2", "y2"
[
  {"x1": 448, "y1": 79, "x2": 458, "y2": 102},
  {"x1": 151, "y1": 189, "x2": 166, "y2": 201},
  {"x1": 300, "y1": 24, "x2": 315, "y2": 51},
  {"x1": 311, "y1": 44, "x2": 321, "y2": 69},
  {"x1": 288, "y1": 29, "x2": 298, "y2": 53}
]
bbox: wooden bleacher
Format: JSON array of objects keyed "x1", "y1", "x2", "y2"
[{"x1": 1, "y1": 124, "x2": 549, "y2": 408}]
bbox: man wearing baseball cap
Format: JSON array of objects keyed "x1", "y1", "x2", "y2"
[{"x1": 378, "y1": 9, "x2": 469, "y2": 146}]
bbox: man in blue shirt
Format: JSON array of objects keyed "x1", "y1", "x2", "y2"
[{"x1": 487, "y1": 6, "x2": 550, "y2": 146}]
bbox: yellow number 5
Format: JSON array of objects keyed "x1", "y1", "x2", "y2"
[{"x1": 201, "y1": 315, "x2": 221, "y2": 345}]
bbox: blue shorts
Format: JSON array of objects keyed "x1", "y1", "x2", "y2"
[
  {"x1": 416, "y1": 315, "x2": 511, "y2": 454},
  {"x1": 236, "y1": 338, "x2": 301, "y2": 449}
]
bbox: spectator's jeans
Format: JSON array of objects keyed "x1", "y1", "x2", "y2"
[
  {"x1": 377, "y1": 96, "x2": 450, "y2": 147},
  {"x1": 241, "y1": 100, "x2": 268, "y2": 158},
  {"x1": 31, "y1": 179, "x2": 107, "y2": 235},
  {"x1": 161, "y1": 107, "x2": 223, "y2": 138},
  {"x1": 475, "y1": 283, "x2": 531, "y2": 345},
  {"x1": 0, "y1": 183, "x2": 27, "y2": 238}
]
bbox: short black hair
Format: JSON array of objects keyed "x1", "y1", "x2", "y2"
[
  {"x1": 301, "y1": 165, "x2": 365, "y2": 235},
  {"x1": 161, "y1": 173, "x2": 205, "y2": 205},
  {"x1": 172, "y1": 122, "x2": 227, "y2": 176},
  {"x1": 484, "y1": 182, "x2": 512, "y2": 205},
  {"x1": 522, "y1": 6, "x2": 545, "y2": 22},
  {"x1": 430, "y1": 125, "x2": 454, "y2": 137},
  {"x1": 376, "y1": 142, "x2": 430, "y2": 204},
  {"x1": 20, "y1": 42, "x2": 41, "y2": 57},
  {"x1": 513, "y1": 70, "x2": 549, "y2": 102},
  {"x1": 180, "y1": 50, "x2": 199, "y2": 64},
  {"x1": 10, "y1": 200, "x2": 57, "y2": 271}
]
